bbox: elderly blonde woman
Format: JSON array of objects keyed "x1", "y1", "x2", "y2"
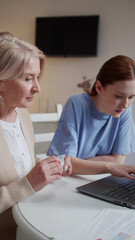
[{"x1": 0, "y1": 32, "x2": 71, "y2": 239}]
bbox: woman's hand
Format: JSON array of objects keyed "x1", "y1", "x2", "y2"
[
  {"x1": 62, "y1": 155, "x2": 72, "y2": 176},
  {"x1": 26, "y1": 156, "x2": 62, "y2": 192},
  {"x1": 107, "y1": 162, "x2": 135, "y2": 180}
]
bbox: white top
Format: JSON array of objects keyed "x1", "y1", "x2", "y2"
[{"x1": 0, "y1": 116, "x2": 32, "y2": 178}]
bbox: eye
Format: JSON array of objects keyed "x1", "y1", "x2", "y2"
[
  {"x1": 37, "y1": 76, "x2": 40, "y2": 81},
  {"x1": 115, "y1": 94, "x2": 123, "y2": 99},
  {"x1": 25, "y1": 77, "x2": 33, "y2": 81},
  {"x1": 128, "y1": 96, "x2": 134, "y2": 100}
]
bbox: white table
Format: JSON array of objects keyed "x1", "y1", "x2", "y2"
[{"x1": 12, "y1": 174, "x2": 123, "y2": 240}]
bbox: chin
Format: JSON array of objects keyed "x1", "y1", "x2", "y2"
[
  {"x1": 19, "y1": 106, "x2": 28, "y2": 109},
  {"x1": 111, "y1": 113, "x2": 121, "y2": 118},
  {"x1": 19, "y1": 103, "x2": 30, "y2": 108}
]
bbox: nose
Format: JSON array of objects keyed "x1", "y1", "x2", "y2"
[
  {"x1": 121, "y1": 98, "x2": 129, "y2": 109},
  {"x1": 32, "y1": 79, "x2": 41, "y2": 93}
]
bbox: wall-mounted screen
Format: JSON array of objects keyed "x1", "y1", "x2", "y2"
[{"x1": 36, "y1": 15, "x2": 100, "y2": 57}]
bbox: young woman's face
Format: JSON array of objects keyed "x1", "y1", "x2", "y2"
[
  {"x1": 96, "y1": 80, "x2": 135, "y2": 117},
  {"x1": 0, "y1": 57, "x2": 41, "y2": 110}
]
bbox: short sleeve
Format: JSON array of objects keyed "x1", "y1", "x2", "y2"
[
  {"x1": 47, "y1": 97, "x2": 78, "y2": 157},
  {"x1": 112, "y1": 106, "x2": 135, "y2": 154}
]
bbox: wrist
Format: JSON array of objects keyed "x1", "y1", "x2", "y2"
[{"x1": 105, "y1": 162, "x2": 114, "y2": 174}]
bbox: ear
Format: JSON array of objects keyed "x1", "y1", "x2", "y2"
[{"x1": 95, "y1": 81, "x2": 104, "y2": 95}]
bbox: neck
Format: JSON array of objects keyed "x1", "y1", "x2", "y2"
[
  {"x1": 90, "y1": 95, "x2": 105, "y2": 113},
  {"x1": 0, "y1": 106, "x2": 17, "y2": 122}
]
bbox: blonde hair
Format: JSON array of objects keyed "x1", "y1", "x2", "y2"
[{"x1": 0, "y1": 32, "x2": 45, "y2": 82}]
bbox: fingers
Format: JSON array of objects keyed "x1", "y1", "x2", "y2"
[
  {"x1": 110, "y1": 163, "x2": 135, "y2": 179},
  {"x1": 41, "y1": 158, "x2": 62, "y2": 176},
  {"x1": 124, "y1": 166, "x2": 135, "y2": 180},
  {"x1": 63, "y1": 155, "x2": 69, "y2": 170},
  {"x1": 62, "y1": 155, "x2": 72, "y2": 176},
  {"x1": 126, "y1": 174, "x2": 135, "y2": 180},
  {"x1": 50, "y1": 154, "x2": 72, "y2": 176},
  {"x1": 122, "y1": 165, "x2": 135, "y2": 179},
  {"x1": 43, "y1": 155, "x2": 61, "y2": 164}
]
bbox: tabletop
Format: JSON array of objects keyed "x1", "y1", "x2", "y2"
[{"x1": 12, "y1": 174, "x2": 123, "y2": 240}]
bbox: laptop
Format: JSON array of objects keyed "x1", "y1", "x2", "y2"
[{"x1": 76, "y1": 175, "x2": 135, "y2": 209}]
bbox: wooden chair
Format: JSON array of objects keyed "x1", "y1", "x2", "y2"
[{"x1": 30, "y1": 104, "x2": 63, "y2": 159}]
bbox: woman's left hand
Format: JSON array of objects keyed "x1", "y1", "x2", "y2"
[{"x1": 62, "y1": 155, "x2": 72, "y2": 176}]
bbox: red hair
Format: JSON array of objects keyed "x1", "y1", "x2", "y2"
[{"x1": 90, "y1": 55, "x2": 135, "y2": 96}]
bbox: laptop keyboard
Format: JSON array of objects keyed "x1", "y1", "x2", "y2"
[{"x1": 102, "y1": 180, "x2": 135, "y2": 202}]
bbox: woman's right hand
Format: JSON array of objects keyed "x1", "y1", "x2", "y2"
[{"x1": 26, "y1": 156, "x2": 62, "y2": 192}]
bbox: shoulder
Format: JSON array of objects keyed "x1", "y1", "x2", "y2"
[
  {"x1": 16, "y1": 108, "x2": 30, "y2": 118},
  {"x1": 66, "y1": 94, "x2": 89, "y2": 108},
  {"x1": 15, "y1": 108, "x2": 32, "y2": 125},
  {"x1": 61, "y1": 94, "x2": 90, "y2": 122},
  {"x1": 68, "y1": 93, "x2": 88, "y2": 102},
  {"x1": 16, "y1": 107, "x2": 29, "y2": 115}
]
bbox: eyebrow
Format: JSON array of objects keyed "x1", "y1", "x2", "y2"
[
  {"x1": 24, "y1": 72, "x2": 40, "y2": 76},
  {"x1": 24, "y1": 73, "x2": 35, "y2": 75},
  {"x1": 116, "y1": 91, "x2": 135, "y2": 97}
]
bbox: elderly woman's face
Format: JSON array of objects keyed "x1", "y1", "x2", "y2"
[{"x1": 0, "y1": 57, "x2": 41, "y2": 109}]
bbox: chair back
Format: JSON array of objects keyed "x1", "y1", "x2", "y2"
[{"x1": 30, "y1": 104, "x2": 62, "y2": 159}]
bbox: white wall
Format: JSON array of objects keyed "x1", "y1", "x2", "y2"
[
  {"x1": 1, "y1": 0, "x2": 135, "y2": 113},
  {"x1": 0, "y1": 0, "x2": 135, "y2": 163}
]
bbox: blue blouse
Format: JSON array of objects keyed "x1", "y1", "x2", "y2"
[{"x1": 48, "y1": 94, "x2": 135, "y2": 159}]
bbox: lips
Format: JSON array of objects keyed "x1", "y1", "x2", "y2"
[
  {"x1": 26, "y1": 96, "x2": 34, "y2": 101},
  {"x1": 115, "y1": 109, "x2": 125, "y2": 114}
]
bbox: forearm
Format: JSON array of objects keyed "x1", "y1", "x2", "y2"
[
  {"x1": 71, "y1": 154, "x2": 126, "y2": 175},
  {"x1": 86, "y1": 154, "x2": 126, "y2": 164},
  {"x1": 0, "y1": 177, "x2": 34, "y2": 214},
  {"x1": 71, "y1": 157, "x2": 109, "y2": 175}
]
